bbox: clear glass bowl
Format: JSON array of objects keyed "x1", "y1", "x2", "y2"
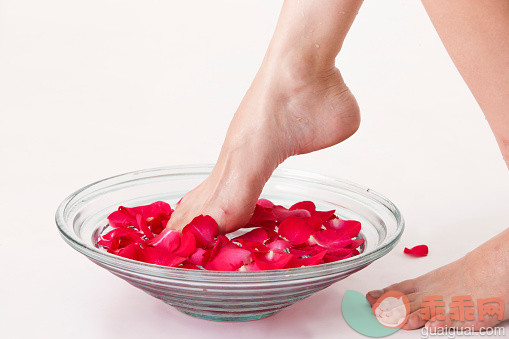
[{"x1": 55, "y1": 165, "x2": 404, "y2": 322}]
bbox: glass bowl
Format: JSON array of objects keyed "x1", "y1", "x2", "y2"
[{"x1": 55, "y1": 165, "x2": 404, "y2": 322}]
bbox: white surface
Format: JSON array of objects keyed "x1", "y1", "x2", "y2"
[{"x1": 1, "y1": 1, "x2": 508, "y2": 338}]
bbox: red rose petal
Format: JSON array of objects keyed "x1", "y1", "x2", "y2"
[
  {"x1": 115, "y1": 243, "x2": 144, "y2": 260},
  {"x1": 287, "y1": 250, "x2": 327, "y2": 268},
  {"x1": 289, "y1": 201, "x2": 316, "y2": 213},
  {"x1": 233, "y1": 227, "x2": 269, "y2": 244},
  {"x1": 141, "y1": 247, "x2": 186, "y2": 267},
  {"x1": 404, "y1": 245, "x2": 428, "y2": 257},
  {"x1": 208, "y1": 235, "x2": 229, "y2": 259},
  {"x1": 267, "y1": 239, "x2": 292, "y2": 251},
  {"x1": 148, "y1": 228, "x2": 180, "y2": 252},
  {"x1": 146, "y1": 215, "x2": 168, "y2": 235},
  {"x1": 99, "y1": 199, "x2": 364, "y2": 271},
  {"x1": 179, "y1": 262, "x2": 202, "y2": 270},
  {"x1": 324, "y1": 254, "x2": 341, "y2": 263},
  {"x1": 314, "y1": 210, "x2": 336, "y2": 222},
  {"x1": 98, "y1": 227, "x2": 144, "y2": 252},
  {"x1": 290, "y1": 201, "x2": 335, "y2": 223},
  {"x1": 107, "y1": 201, "x2": 172, "y2": 234},
  {"x1": 323, "y1": 251, "x2": 354, "y2": 262},
  {"x1": 308, "y1": 229, "x2": 352, "y2": 249},
  {"x1": 252, "y1": 250, "x2": 293, "y2": 270},
  {"x1": 100, "y1": 226, "x2": 142, "y2": 242},
  {"x1": 142, "y1": 201, "x2": 172, "y2": 218},
  {"x1": 182, "y1": 215, "x2": 219, "y2": 249},
  {"x1": 205, "y1": 244, "x2": 252, "y2": 271},
  {"x1": 247, "y1": 204, "x2": 277, "y2": 226},
  {"x1": 189, "y1": 248, "x2": 207, "y2": 266},
  {"x1": 173, "y1": 232, "x2": 196, "y2": 257},
  {"x1": 325, "y1": 218, "x2": 361, "y2": 238},
  {"x1": 348, "y1": 238, "x2": 365, "y2": 250},
  {"x1": 239, "y1": 262, "x2": 261, "y2": 271},
  {"x1": 272, "y1": 205, "x2": 312, "y2": 222},
  {"x1": 127, "y1": 201, "x2": 171, "y2": 220},
  {"x1": 278, "y1": 217, "x2": 315, "y2": 245},
  {"x1": 136, "y1": 214, "x2": 154, "y2": 239},
  {"x1": 234, "y1": 239, "x2": 269, "y2": 253},
  {"x1": 256, "y1": 198, "x2": 274, "y2": 209},
  {"x1": 288, "y1": 247, "x2": 312, "y2": 257},
  {"x1": 308, "y1": 215, "x2": 324, "y2": 231},
  {"x1": 107, "y1": 209, "x2": 135, "y2": 228},
  {"x1": 325, "y1": 247, "x2": 354, "y2": 258}
]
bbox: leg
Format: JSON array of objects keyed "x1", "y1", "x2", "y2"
[
  {"x1": 368, "y1": 0, "x2": 509, "y2": 330},
  {"x1": 422, "y1": 0, "x2": 509, "y2": 167},
  {"x1": 168, "y1": 0, "x2": 363, "y2": 233}
]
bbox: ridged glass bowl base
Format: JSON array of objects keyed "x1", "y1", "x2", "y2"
[{"x1": 178, "y1": 309, "x2": 277, "y2": 322}]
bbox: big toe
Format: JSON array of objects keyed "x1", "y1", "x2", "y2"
[
  {"x1": 166, "y1": 193, "x2": 252, "y2": 234},
  {"x1": 166, "y1": 199, "x2": 199, "y2": 232}
]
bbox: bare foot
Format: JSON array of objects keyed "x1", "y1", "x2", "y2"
[
  {"x1": 366, "y1": 229, "x2": 509, "y2": 331},
  {"x1": 168, "y1": 63, "x2": 360, "y2": 233}
]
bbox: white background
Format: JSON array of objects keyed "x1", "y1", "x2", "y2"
[{"x1": 1, "y1": 0, "x2": 508, "y2": 338}]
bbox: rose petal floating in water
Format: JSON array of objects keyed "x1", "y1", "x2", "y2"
[
  {"x1": 278, "y1": 217, "x2": 315, "y2": 245},
  {"x1": 97, "y1": 199, "x2": 363, "y2": 271},
  {"x1": 182, "y1": 215, "x2": 219, "y2": 249}
]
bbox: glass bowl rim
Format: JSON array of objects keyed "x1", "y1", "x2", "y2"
[{"x1": 55, "y1": 164, "x2": 404, "y2": 279}]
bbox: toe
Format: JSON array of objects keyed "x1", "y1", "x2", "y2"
[
  {"x1": 365, "y1": 290, "x2": 383, "y2": 305},
  {"x1": 402, "y1": 310, "x2": 427, "y2": 330},
  {"x1": 366, "y1": 279, "x2": 417, "y2": 305},
  {"x1": 167, "y1": 201, "x2": 196, "y2": 232},
  {"x1": 424, "y1": 319, "x2": 449, "y2": 333},
  {"x1": 406, "y1": 292, "x2": 424, "y2": 313},
  {"x1": 382, "y1": 279, "x2": 418, "y2": 295}
]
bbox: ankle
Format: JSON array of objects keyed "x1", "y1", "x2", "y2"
[{"x1": 258, "y1": 46, "x2": 341, "y2": 95}]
